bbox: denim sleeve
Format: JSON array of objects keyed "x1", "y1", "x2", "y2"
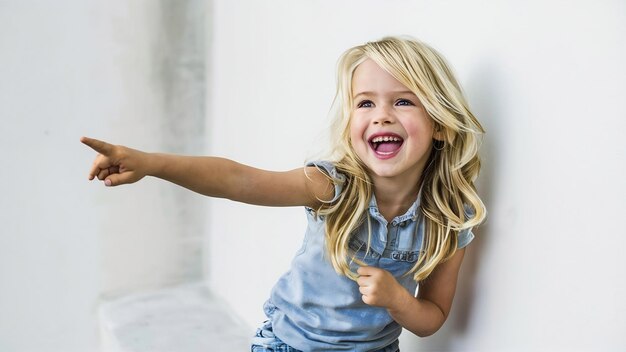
[
  {"x1": 305, "y1": 160, "x2": 345, "y2": 203},
  {"x1": 457, "y1": 204, "x2": 476, "y2": 249},
  {"x1": 457, "y1": 228, "x2": 475, "y2": 249}
]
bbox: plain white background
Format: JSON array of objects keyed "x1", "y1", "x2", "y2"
[{"x1": 1, "y1": 0, "x2": 625, "y2": 351}]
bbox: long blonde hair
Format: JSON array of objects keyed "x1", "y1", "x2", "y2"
[{"x1": 317, "y1": 36, "x2": 486, "y2": 282}]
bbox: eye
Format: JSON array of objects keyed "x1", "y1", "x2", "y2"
[
  {"x1": 395, "y1": 99, "x2": 414, "y2": 106},
  {"x1": 357, "y1": 100, "x2": 374, "y2": 108}
]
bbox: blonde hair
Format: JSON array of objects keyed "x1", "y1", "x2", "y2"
[{"x1": 317, "y1": 36, "x2": 486, "y2": 282}]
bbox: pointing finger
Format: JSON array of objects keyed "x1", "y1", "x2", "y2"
[{"x1": 81, "y1": 136, "x2": 113, "y2": 155}]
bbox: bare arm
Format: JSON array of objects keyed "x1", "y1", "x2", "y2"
[
  {"x1": 357, "y1": 248, "x2": 466, "y2": 337},
  {"x1": 80, "y1": 136, "x2": 334, "y2": 208},
  {"x1": 392, "y1": 248, "x2": 466, "y2": 336}
]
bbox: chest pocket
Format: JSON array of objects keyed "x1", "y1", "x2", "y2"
[
  {"x1": 348, "y1": 235, "x2": 420, "y2": 272},
  {"x1": 348, "y1": 221, "x2": 423, "y2": 291},
  {"x1": 348, "y1": 236, "x2": 379, "y2": 269}
]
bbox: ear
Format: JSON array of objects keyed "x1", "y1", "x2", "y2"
[{"x1": 433, "y1": 124, "x2": 445, "y2": 141}]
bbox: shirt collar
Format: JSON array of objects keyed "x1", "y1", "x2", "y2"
[{"x1": 368, "y1": 185, "x2": 423, "y2": 224}]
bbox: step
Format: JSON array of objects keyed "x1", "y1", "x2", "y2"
[{"x1": 98, "y1": 283, "x2": 251, "y2": 351}]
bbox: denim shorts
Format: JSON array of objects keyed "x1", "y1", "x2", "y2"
[
  {"x1": 251, "y1": 320, "x2": 400, "y2": 352},
  {"x1": 251, "y1": 320, "x2": 302, "y2": 352}
]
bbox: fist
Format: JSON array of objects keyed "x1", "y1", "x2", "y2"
[{"x1": 356, "y1": 266, "x2": 409, "y2": 310}]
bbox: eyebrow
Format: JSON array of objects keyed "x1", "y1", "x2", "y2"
[{"x1": 353, "y1": 90, "x2": 417, "y2": 99}]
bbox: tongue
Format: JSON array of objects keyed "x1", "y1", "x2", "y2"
[{"x1": 376, "y1": 141, "x2": 402, "y2": 153}]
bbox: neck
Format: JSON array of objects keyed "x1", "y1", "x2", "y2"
[{"x1": 372, "y1": 175, "x2": 422, "y2": 222}]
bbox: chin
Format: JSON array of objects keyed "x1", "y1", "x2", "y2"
[{"x1": 367, "y1": 165, "x2": 401, "y2": 178}]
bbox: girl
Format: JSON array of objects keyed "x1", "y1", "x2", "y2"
[{"x1": 82, "y1": 36, "x2": 486, "y2": 352}]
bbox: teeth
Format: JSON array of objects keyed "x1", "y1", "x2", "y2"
[{"x1": 371, "y1": 136, "x2": 401, "y2": 143}]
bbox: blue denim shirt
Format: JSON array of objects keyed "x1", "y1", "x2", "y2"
[{"x1": 264, "y1": 161, "x2": 474, "y2": 351}]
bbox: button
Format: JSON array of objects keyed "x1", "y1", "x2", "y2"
[{"x1": 390, "y1": 250, "x2": 418, "y2": 262}]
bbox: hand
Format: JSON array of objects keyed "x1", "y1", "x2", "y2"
[
  {"x1": 357, "y1": 266, "x2": 410, "y2": 310},
  {"x1": 80, "y1": 136, "x2": 148, "y2": 187}
]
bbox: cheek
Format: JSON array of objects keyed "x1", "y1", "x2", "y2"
[
  {"x1": 348, "y1": 119, "x2": 365, "y2": 145},
  {"x1": 404, "y1": 116, "x2": 434, "y2": 140}
]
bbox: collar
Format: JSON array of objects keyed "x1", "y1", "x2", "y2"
[{"x1": 368, "y1": 185, "x2": 423, "y2": 226}]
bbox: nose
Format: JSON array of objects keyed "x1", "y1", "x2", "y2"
[{"x1": 372, "y1": 105, "x2": 396, "y2": 125}]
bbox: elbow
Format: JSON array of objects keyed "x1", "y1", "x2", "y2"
[
  {"x1": 415, "y1": 331, "x2": 434, "y2": 338},
  {"x1": 413, "y1": 326, "x2": 441, "y2": 338},
  {"x1": 411, "y1": 313, "x2": 447, "y2": 337},
  {"x1": 402, "y1": 299, "x2": 450, "y2": 337}
]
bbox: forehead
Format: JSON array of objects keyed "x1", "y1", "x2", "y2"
[{"x1": 351, "y1": 59, "x2": 408, "y2": 94}]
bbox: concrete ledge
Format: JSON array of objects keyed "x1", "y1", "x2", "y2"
[{"x1": 98, "y1": 283, "x2": 251, "y2": 352}]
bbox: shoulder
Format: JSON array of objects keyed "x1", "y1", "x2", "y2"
[{"x1": 304, "y1": 160, "x2": 347, "y2": 208}]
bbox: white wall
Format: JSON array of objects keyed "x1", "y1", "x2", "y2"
[
  {"x1": 3, "y1": 1, "x2": 624, "y2": 350},
  {"x1": 208, "y1": 0, "x2": 626, "y2": 350},
  {"x1": 0, "y1": 1, "x2": 206, "y2": 351}
]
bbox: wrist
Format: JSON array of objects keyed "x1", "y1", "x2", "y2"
[
  {"x1": 145, "y1": 152, "x2": 164, "y2": 177},
  {"x1": 387, "y1": 286, "x2": 413, "y2": 315}
]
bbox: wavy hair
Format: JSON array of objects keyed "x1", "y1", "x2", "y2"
[{"x1": 316, "y1": 36, "x2": 486, "y2": 282}]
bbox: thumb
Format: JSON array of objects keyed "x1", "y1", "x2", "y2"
[{"x1": 104, "y1": 172, "x2": 137, "y2": 187}]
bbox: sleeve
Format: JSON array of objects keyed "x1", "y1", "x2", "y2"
[
  {"x1": 457, "y1": 204, "x2": 476, "y2": 249},
  {"x1": 457, "y1": 228, "x2": 475, "y2": 249},
  {"x1": 305, "y1": 160, "x2": 345, "y2": 203}
]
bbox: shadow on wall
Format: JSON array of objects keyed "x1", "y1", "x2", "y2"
[{"x1": 402, "y1": 61, "x2": 505, "y2": 350}]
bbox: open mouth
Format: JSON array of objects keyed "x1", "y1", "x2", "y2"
[{"x1": 368, "y1": 133, "x2": 404, "y2": 157}]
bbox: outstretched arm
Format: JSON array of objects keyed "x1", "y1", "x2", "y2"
[
  {"x1": 357, "y1": 248, "x2": 466, "y2": 337},
  {"x1": 80, "y1": 136, "x2": 334, "y2": 208}
]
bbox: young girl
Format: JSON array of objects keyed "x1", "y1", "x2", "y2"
[{"x1": 82, "y1": 36, "x2": 486, "y2": 352}]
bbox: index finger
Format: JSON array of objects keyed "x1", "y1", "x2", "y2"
[
  {"x1": 357, "y1": 266, "x2": 372, "y2": 276},
  {"x1": 81, "y1": 136, "x2": 113, "y2": 155}
]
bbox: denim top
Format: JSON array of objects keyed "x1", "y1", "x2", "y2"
[{"x1": 264, "y1": 161, "x2": 474, "y2": 351}]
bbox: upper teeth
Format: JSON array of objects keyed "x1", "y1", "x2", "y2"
[{"x1": 372, "y1": 136, "x2": 401, "y2": 143}]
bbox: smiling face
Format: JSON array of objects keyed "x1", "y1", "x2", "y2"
[{"x1": 349, "y1": 59, "x2": 436, "y2": 186}]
